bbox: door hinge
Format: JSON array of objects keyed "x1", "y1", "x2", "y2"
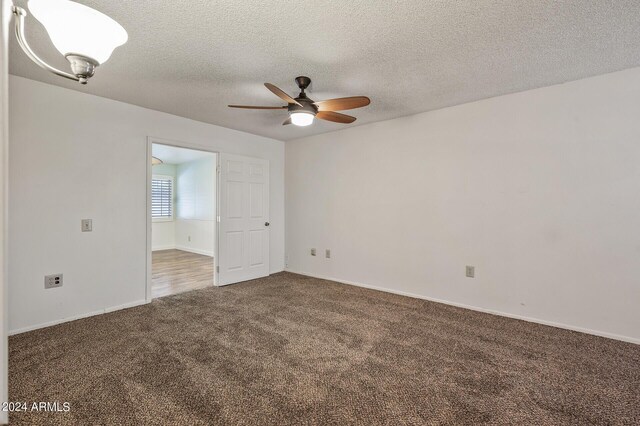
[{"x1": 216, "y1": 266, "x2": 219, "y2": 273}]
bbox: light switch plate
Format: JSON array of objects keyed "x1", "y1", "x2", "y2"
[
  {"x1": 466, "y1": 265, "x2": 475, "y2": 278},
  {"x1": 325, "y1": 249, "x2": 331, "y2": 259},
  {"x1": 311, "y1": 248, "x2": 316, "y2": 256},
  {"x1": 81, "y1": 219, "x2": 92, "y2": 232}
]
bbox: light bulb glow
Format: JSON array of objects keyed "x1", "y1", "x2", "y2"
[
  {"x1": 290, "y1": 112, "x2": 314, "y2": 126},
  {"x1": 28, "y1": 0, "x2": 128, "y2": 64}
]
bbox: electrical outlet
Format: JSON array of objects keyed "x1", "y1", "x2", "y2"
[
  {"x1": 311, "y1": 248, "x2": 316, "y2": 256},
  {"x1": 325, "y1": 249, "x2": 331, "y2": 259},
  {"x1": 466, "y1": 265, "x2": 475, "y2": 278},
  {"x1": 81, "y1": 219, "x2": 92, "y2": 232},
  {"x1": 45, "y1": 274, "x2": 63, "y2": 289}
]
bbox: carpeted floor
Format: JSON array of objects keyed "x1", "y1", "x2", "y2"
[{"x1": 9, "y1": 272, "x2": 640, "y2": 425}]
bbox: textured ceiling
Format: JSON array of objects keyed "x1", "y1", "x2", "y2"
[{"x1": 9, "y1": 0, "x2": 640, "y2": 141}]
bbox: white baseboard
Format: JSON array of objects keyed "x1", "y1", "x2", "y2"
[
  {"x1": 104, "y1": 299, "x2": 148, "y2": 313},
  {"x1": 9, "y1": 299, "x2": 149, "y2": 335},
  {"x1": 175, "y1": 245, "x2": 214, "y2": 257},
  {"x1": 285, "y1": 269, "x2": 640, "y2": 345},
  {"x1": 152, "y1": 244, "x2": 175, "y2": 251}
]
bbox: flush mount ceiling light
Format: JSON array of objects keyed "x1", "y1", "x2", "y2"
[
  {"x1": 151, "y1": 156, "x2": 163, "y2": 166},
  {"x1": 228, "y1": 76, "x2": 371, "y2": 127},
  {"x1": 11, "y1": 0, "x2": 128, "y2": 84}
]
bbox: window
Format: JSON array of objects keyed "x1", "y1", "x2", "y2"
[{"x1": 151, "y1": 175, "x2": 173, "y2": 221}]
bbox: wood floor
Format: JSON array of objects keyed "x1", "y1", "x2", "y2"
[{"x1": 152, "y1": 249, "x2": 214, "y2": 298}]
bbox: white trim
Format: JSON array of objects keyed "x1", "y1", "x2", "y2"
[
  {"x1": 104, "y1": 300, "x2": 148, "y2": 314},
  {"x1": 152, "y1": 244, "x2": 176, "y2": 251},
  {"x1": 9, "y1": 300, "x2": 149, "y2": 336},
  {"x1": 152, "y1": 217, "x2": 174, "y2": 223},
  {"x1": 147, "y1": 136, "x2": 220, "y2": 296},
  {"x1": 146, "y1": 139, "x2": 153, "y2": 302},
  {"x1": 175, "y1": 245, "x2": 214, "y2": 257},
  {"x1": 0, "y1": 2, "x2": 9, "y2": 422},
  {"x1": 285, "y1": 269, "x2": 640, "y2": 346},
  {"x1": 215, "y1": 154, "x2": 220, "y2": 283}
]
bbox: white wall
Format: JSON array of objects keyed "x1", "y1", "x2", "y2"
[
  {"x1": 153, "y1": 221, "x2": 176, "y2": 251},
  {"x1": 9, "y1": 75, "x2": 285, "y2": 334},
  {"x1": 286, "y1": 67, "x2": 640, "y2": 343},
  {"x1": 151, "y1": 163, "x2": 176, "y2": 251},
  {"x1": 0, "y1": 0, "x2": 9, "y2": 422},
  {"x1": 175, "y1": 156, "x2": 216, "y2": 256}
]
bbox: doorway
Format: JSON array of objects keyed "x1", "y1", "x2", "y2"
[
  {"x1": 149, "y1": 142, "x2": 217, "y2": 298},
  {"x1": 146, "y1": 137, "x2": 272, "y2": 301}
]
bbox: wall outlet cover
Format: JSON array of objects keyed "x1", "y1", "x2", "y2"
[
  {"x1": 45, "y1": 274, "x2": 63, "y2": 289},
  {"x1": 325, "y1": 249, "x2": 331, "y2": 259},
  {"x1": 311, "y1": 248, "x2": 316, "y2": 256}
]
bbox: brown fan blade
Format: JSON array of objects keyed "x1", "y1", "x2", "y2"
[
  {"x1": 282, "y1": 117, "x2": 292, "y2": 126},
  {"x1": 316, "y1": 111, "x2": 356, "y2": 124},
  {"x1": 228, "y1": 105, "x2": 287, "y2": 109},
  {"x1": 315, "y1": 96, "x2": 370, "y2": 112},
  {"x1": 265, "y1": 83, "x2": 302, "y2": 106}
]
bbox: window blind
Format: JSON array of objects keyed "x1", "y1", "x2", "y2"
[{"x1": 151, "y1": 177, "x2": 173, "y2": 219}]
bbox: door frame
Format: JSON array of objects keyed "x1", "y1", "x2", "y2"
[
  {"x1": 145, "y1": 136, "x2": 220, "y2": 303},
  {"x1": 0, "y1": 1, "x2": 9, "y2": 422}
]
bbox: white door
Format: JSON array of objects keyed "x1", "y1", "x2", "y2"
[{"x1": 218, "y1": 153, "x2": 270, "y2": 285}]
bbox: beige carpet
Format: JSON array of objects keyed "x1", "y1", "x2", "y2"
[{"x1": 9, "y1": 272, "x2": 640, "y2": 425}]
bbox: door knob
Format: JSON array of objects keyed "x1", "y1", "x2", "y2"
[{"x1": 265, "y1": 222, "x2": 270, "y2": 227}]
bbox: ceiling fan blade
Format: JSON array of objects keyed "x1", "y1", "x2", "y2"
[
  {"x1": 228, "y1": 105, "x2": 287, "y2": 109},
  {"x1": 282, "y1": 117, "x2": 292, "y2": 126},
  {"x1": 315, "y1": 96, "x2": 370, "y2": 112},
  {"x1": 316, "y1": 111, "x2": 356, "y2": 124},
  {"x1": 265, "y1": 83, "x2": 302, "y2": 106}
]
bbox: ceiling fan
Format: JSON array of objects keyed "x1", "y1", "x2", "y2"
[{"x1": 228, "y1": 76, "x2": 370, "y2": 127}]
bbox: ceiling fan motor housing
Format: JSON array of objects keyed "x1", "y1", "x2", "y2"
[{"x1": 288, "y1": 95, "x2": 318, "y2": 115}]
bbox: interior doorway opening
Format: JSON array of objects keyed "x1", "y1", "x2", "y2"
[{"x1": 150, "y1": 142, "x2": 217, "y2": 299}]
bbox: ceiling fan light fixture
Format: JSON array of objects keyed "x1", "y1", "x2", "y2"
[
  {"x1": 228, "y1": 76, "x2": 369, "y2": 127},
  {"x1": 290, "y1": 111, "x2": 314, "y2": 127}
]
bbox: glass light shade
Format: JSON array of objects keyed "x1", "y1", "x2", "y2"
[
  {"x1": 290, "y1": 112, "x2": 314, "y2": 127},
  {"x1": 28, "y1": 0, "x2": 128, "y2": 64}
]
